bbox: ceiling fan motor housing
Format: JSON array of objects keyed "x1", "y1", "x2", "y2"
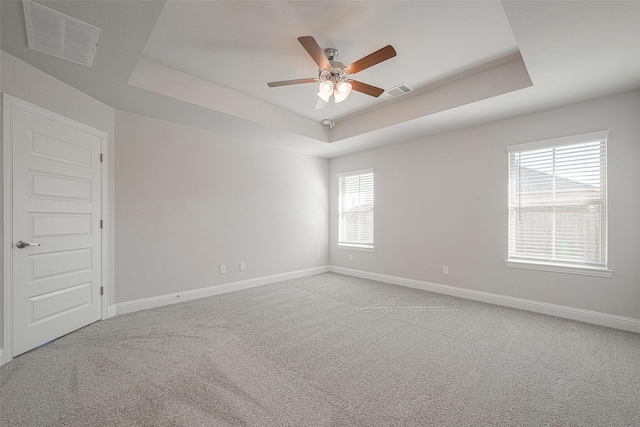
[{"x1": 319, "y1": 48, "x2": 350, "y2": 83}]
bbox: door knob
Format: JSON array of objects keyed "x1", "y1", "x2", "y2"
[{"x1": 16, "y1": 241, "x2": 41, "y2": 249}]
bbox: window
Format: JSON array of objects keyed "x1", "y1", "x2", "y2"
[
  {"x1": 506, "y1": 131, "x2": 611, "y2": 276},
  {"x1": 338, "y1": 169, "x2": 374, "y2": 250}
]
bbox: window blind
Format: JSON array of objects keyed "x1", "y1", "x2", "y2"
[
  {"x1": 338, "y1": 169, "x2": 374, "y2": 248},
  {"x1": 507, "y1": 131, "x2": 607, "y2": 268}
]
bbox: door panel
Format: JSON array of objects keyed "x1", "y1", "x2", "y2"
[
  {"x1": 31, "y1": 131, "x2": 93, "y2": 167},
  {"x1": 11, "y1": 104, "x2": 102, "y2": 357},
  {"x1": 30, "y1": 282, "x2": 93, "y2": 323},
  {"x1": 30, "y1": 248, "x2": 93, "y2": 279},
  {"x1": 31, "y1": 213, "x2": 92, "y2": 237},
  {"x1": 31, "y1": 171, "x2": 93, "y2": 201}
]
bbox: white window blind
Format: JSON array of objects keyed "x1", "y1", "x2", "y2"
[
  {"x1": 338, "y1": 169, "x2": 374, "y2": 248},
  {"x1": 507, "y1": 131, "x2": 608, "y2": 269}
]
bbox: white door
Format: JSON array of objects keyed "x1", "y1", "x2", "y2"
[{"x1": 9, "y1": 99, "x2": 104, "y2": 357}]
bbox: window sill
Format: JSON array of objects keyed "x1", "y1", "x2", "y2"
[
  {"x1": 338, "y1": 244, "x2": 375, "y2": 253},
  {"x1": 504, "y1": 260, "x2": 613, "y2": 278}
]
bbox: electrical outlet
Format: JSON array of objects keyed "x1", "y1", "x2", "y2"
[
  {"x1": 442, "y1": 265, "x2": 449, "y2": 275},
  {"x1": 240, "y1": 262, "x2": 246, "y2": 271},
  {"x1": 219, "y1": 265, "x2": 226, "y2": 274}
]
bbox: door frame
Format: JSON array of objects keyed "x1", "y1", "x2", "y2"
[{"x1": 2, "y1": 94, "x2": 109, "y2": 365}]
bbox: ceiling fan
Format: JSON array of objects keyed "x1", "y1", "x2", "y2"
[{"x1": 267, "y1": 36, "x2": 397, "y2": 106}]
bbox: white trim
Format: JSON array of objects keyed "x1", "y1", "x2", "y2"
[
  {"x1": 113, "y1": 266, "x2": 330, "y2": 316},
  {"x1": 505, "y1": 260, "x2": 613, "y2": 278},
  {"x1": 100, "y1": 125, "x2": 109, "y2": 320},
  {"x1": 337, "y1": 168, "x2": 374, "y2": 178},
  {"x1": 2, "y1": 94, "x2": 110, "y2": 365},
  {"x1": 337, "y1": 244, "x2": 375, "y2": 252},
  {"x1": 3, "y1": 96, "x2": 15, "y2": 365},
  {"x1": 107, "y1": 305, "x2": 117, "y2": 318},
  {"x1": 506, "y1": 130, "x2": 609, "y2": 152},
  {"x1": 0, "y1": 349, "x2": 5, "y2": 366},
  {"x1": 329, "y1": 266, "x2": 640, "y2": 334}
]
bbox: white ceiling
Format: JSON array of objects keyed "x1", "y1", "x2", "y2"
[
  {"x1": 140, "y1": 1, "x2": 519, "y2": 121},
  {"x1": 2, "y1": 1, "x2": 640, "y2": 158}
]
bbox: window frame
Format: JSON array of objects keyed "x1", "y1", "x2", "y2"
[
  {"x1": 337, "y1": 168, "x2": 375, "y2": 251},
  {"x1": 505, "y1": 130, "x2": 612, "y2": 277}
]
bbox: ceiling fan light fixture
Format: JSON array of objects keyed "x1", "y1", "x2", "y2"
[
  {"x1": 334, "y1": 81, "x2": 352, "y2": 103},
  {"x1": 317, "y1": 80, "x2": 333, "y2": 102},
  {"x1": 319, "y1": 81, "x2": 333, "y2": 93},
  {"x1": 333, "y1": 91, "x2": 347, "y2": 103},
  {"x1": 317, "y1": 91, "x2": 331, "y2": 103}
]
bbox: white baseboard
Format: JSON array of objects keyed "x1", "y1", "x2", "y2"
[
  {"x1": 330, "y1": 266, "x2": 640, "y2": 334},
  {"x1": 0, "y1": 349, "x2": 4, "y2": 366},
  {"x1": 107, "y1": 305, "x2": 117, "y2": 318},
  {"x1": 113, "y1": 266, "x2": 330, "y2": 316}
]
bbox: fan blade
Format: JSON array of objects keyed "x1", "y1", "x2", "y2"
[
  {"x1": 267, "y1": 78, "x2": 316, "y2": 87},
  {"x1": 298, "y1": 36, "x2": 331, "y2": 70},
  {"x1": 346, "y1": 45, "x2": 397, "y2": 75},
  {"x1": 350, "y1": 80, "x2": 385, "y2": 97}
]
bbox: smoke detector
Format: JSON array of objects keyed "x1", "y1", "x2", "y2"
[
  {"x1": 23, "y1": 0, "x2": 101, "y2": 67},
  {"x1": 321, "y1": 119, "x2": 335, "y2": 129}
]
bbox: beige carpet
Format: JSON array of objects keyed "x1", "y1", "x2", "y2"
[{"x1": 1, "y1": 272, "x2": 639, "y2": 426}]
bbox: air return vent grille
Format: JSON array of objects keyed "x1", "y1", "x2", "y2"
[
  {"x1": 382, "y1": 83, "x2": 414, "y2": 100},
  {"x1": 23, "y1": 0, "x2": 101, "y2": 67}
]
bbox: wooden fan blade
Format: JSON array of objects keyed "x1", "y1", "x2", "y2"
[
  {"x1": 267, "y1": 78, "x2": 316, "y2": 87},
  {"x1": 350, "y1": 80, "x2": 385, "y2": 97},
  {"x1": 346, "y1": 45, "x2": 397, "y2": 75},
  {"x1": 298, "y1": 36, "x2": 331, "y2": 70}
]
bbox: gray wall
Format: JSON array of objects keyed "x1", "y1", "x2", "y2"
[
  {"x1": 1, "y1": 47, "x2": 639, "y2": 360},
  {"x1": 0, "y1": 52, "x2": 116, "y2": 354},
  {"x1": 0, "y1": 52, "x2": 329, "y2": 358},
  {"x1": 330, "y1": 89, "x2": 640, "y2": 320},
  {"x1": 115, "y1": 111, "x2": 329, "y2": 303}
]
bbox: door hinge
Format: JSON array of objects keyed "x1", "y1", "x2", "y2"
[
  {"x1": 100, "y1": 219, "x2": 104, "y2": 229},
  {"x1": 100, "y1": 153, "x2": 104, "y2": 162},
  {"x1": 100, "y1": 287, "x2": 104, "y2": 296}
]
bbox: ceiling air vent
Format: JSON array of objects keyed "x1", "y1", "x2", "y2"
[
  {"x1": 23, "y1": 0, "x2": 101, "y2": 67},
  {"x1": 381, "y1": 83, "x2": 414, "y2": 100}
]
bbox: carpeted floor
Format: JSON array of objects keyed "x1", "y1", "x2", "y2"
[{"x1": 1, "y1": 272, "x2": 639, "y2": 426}]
